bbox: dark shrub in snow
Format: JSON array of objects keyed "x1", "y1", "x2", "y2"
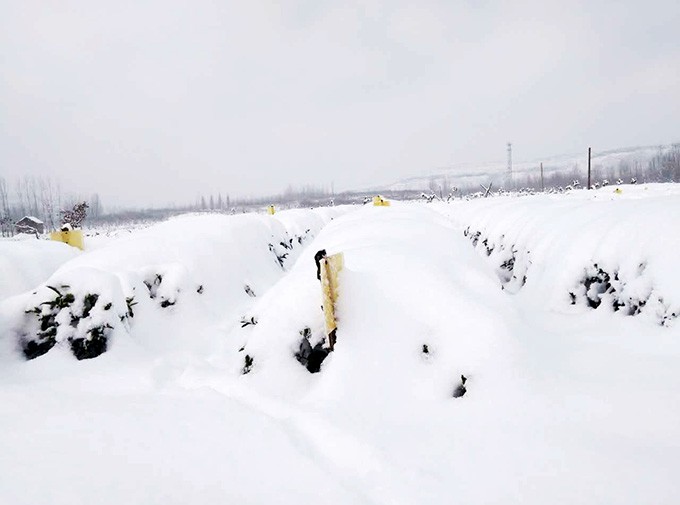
[
  {"x1": 295, "y1": 327, "x2": 329, "y2": 373},
  {"x1": 242, "y1": 354, "x2": 254, "y2": 374},
  {"x1": 453, "y1": 375, "x2": 467, "y2": 398},
  {"x1": 20, "y1": 284, "x2": 129, "y2": 360}
]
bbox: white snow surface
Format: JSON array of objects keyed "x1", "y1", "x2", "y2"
[
  {"x1": 0, "y1": 239, "x2": 80, "y2": 300},
  {"x1": 1, "y1": 190, "x2": 679, "y2": 504}
]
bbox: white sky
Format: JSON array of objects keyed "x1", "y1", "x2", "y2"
[{"x1": 1, "y1": 0, "x2": 679, "y2": 207}]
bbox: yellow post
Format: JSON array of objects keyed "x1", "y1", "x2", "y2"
[
  {"x1": 320, "y1": 252, "x2": 344, "y2": 350},
  {"x1": 267, "y1": 205, "x2": 276, "y2": 215},
  {"x1": 373, "y1": 195, "x2": 390, "y2": 206},
  {"x1": 50, "y1": 230, "x2": 84, "y2": 250}
]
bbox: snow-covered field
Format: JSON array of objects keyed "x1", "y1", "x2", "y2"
[{"x1": 1, "y1": 186, "x2": 679, "y2": 504}]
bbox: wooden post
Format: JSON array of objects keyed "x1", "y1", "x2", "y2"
[
  {"x1": 540, "y1": 162, "x2": 544, "y2": 192},
  {"x1": 587, "y1": 147, "x2": 592, "y2": 190},
  {"x1": 480, "y1": 182, "x2": 493, "y2": 197}
]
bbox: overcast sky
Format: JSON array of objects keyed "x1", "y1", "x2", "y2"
[{"x1": 1, "y1": 0, "x2": 679, "y2": 207}]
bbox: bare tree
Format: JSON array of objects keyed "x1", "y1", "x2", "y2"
[
  {"x1": 0, "y1": 176, "x2": 11, "y2": 237},
  {"x1": 15, "y1": 178, "x2": 26, "y2": 218},
  {"x1": 0, "y1": 176, "x2": 9, "y2": 216},
  {"x1": 39, "y1": 178, "x2": 59, "y2": 231},
  {"x1": 89, "y1": 193, "x2": 103, "y2": 220},
  {"x1": 28, "y1": 177, "x2": 39, "y2": 217}
]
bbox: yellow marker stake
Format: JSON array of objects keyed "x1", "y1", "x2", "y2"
[
  {"x1": 320, "y1": 252, "x2": 344, "y2": 350},
  {"x1": 373, "y1": 195, "x2": 390, "y2": 206},
  {"x1": 267, "y1": 205, "x2": 276, "y2": 215},
  {"x1": 50, "y1": 230, "x2": 84, "y2": 250}
]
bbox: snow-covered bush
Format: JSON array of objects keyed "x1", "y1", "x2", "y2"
[
  {"x1": 294, "y1": 326, "x2": 328, "y2": 373},
  {"x1": 570, "y1": 262, "x2": 678, "y2": 326},
  {"x1": 464, "y1": 227, "x2": 528, "y2": 293},
  {"x1": 140, "y1": 266, "x2": 188, "y2": 308},
  {"x1": 20, "y1": 274, "x2": 131, "y2": 360}
]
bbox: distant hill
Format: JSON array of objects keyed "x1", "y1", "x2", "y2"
[{"x1": 382, "y1": 144, "x2": 678, "y2": 192}]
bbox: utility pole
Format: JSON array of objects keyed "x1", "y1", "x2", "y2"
[
  {"x1": 540, "y1": 162, "x2": 544, "y2": 192},
  {"x1": 507, "y1": 142, "x2": 512, "y2": 189},
  {"x1": 587, "y1": 147, "x2": 592, "y2": 190}
]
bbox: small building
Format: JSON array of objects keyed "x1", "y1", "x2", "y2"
[{"x1": 15, "y1": 216, "x2": 45, "y2": 235}]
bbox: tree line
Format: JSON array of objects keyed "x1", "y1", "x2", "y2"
[
  {"x1": 0, "y1": 176, "x2": 103, "y2": 237},
  {"x1": 427, "y1": 144, "x2": 680, "y2": 197},
  {"x1": 512, "y1": 144, "x2": 680, "y2": 192},
  {"x1": 2, "y1": 145, "x2": 679, "y2": 235}
]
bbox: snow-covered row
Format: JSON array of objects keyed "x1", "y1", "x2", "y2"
[
  {"x1": 435, "y1": 183, "x2": 680, "y2": 326},
  {"x1": 0, "y1": 207, "x2": 354, "y2": 363},
  {"x1": 221, "y1": 204, "x2": 512, "y2": 401}
]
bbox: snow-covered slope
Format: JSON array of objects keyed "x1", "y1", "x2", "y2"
[{"x1": 1, "y1": 191, "x2": 679, "y2": 504}]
